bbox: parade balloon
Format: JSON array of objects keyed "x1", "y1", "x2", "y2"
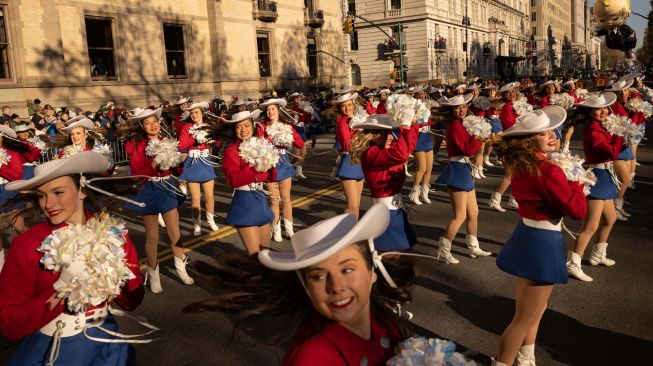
[{"x1": 593, "y1": 0, "x2": 631, "y2": 30}]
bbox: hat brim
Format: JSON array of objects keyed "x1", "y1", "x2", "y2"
[
  {"x1": 61, "y1": 119, "x2": 95, "y2": 132},
  {"x1": 503, "y1": 106, "x2": 567, "y2": 137},
  {"x1": 258, "y1": 204, "x2": 390, "y2": 271},
  {"x1": 183, "y1": 101, "x2": 210, "y2": 111},
  {"x1": 350, "y1": 122, "x2": 394, "y2": 130},
  {"x1": 575, "y1": 92, "x2": 617, "y2": 109},
  {"x1": 498, "y1": 82, "x2": 521, "y2": 93},
  {"x1": 439, "y1": 93, "x2": 473, "y2": 106},
  {"x1": 13, "y1": 125, "x2": 31, "y2": 133},
  {"x1": 6, "y1": 151, "x2": 110, "y2": 191},
  {"x1": 606, "y1": 79, "x2": 634, "y2": 91},
  {"x1": 129, "y1": 108, "x2": 162, "y2": 122},
  {"x1": 224, "y1": 109, "x2": 261, "y2": 124},
  {"x1": 259, "y1": 98, "x2": 287, "y2": 109},
  {"x1": 331, "y1": 92, "x2": 359, "y2": 105}
]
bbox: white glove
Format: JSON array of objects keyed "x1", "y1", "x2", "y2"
[
  {"x1": 53, "y1": 259, "x2": 87, "y2": 290},
  {"x1": 400, "y1": 109, "x2": 416, "y2": 127}
]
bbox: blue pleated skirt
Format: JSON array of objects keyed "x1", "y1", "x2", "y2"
[
  {"x1": 333, "y1": 140, "x2": 343, "y2": 151},
  {"x1": 225, "y1": 190, "x2": 275, "y2": 227},
  {"x1": 294, "y1": 126, "x2": 307, "y2": 141},
  {"x1": 373, "y1": 208, "x2": 416, "y2": 252},
  {"x1": 617, "y1": 146, "x2": 634, "y2": 161},
  {"x1": 275, "y1": 153, "x2": 296, "y2": 181},
  {"x1": 179, "y1": 156, "x2": 217, "y2": 182},
  {"x1": 489, "y1": 116, "x2": 503, "y2": 133},
  {"x1": 496, "y1": 221, "x2": 567, "y2": 284},
  {"x1": 125, "y1": 177, "x2": 186, "y2": 215},
  {"x1": 336, "y1": 153, "x2": 364, "y2": 180},
  {"x1": 435, "y1": 161, "x2": 474, "y2": 191},
  {"x1": 0, "y1": 167, "x2": 35, "y2": 213},
  {"x1": 588, "y1": 168, "x2": 618, "y2": 200},
  {"x1": 6, "y1": 314, "x2": 134, "y2": 366},
  {"x1": 414, "y1": 132, "x2": 434, "y2": 152},
  {"x1": 22, "y1": 164, "x2": 36, "y2": 179}
]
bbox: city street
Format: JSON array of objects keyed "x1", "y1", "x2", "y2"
[{"x1": 2, "y1": 125, "x2": 651, "y2": 366}]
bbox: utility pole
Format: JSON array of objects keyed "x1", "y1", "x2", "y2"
[{"x1": 463, "y1": 0, "x2": 470, "y2": 78}]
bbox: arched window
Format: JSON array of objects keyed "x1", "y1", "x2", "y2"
[
  {"x1": 498, "y1": 39, "x2": 505, "y2": 57},
  {"x1": 350, "y1": 64, "x2": 361, "y2": 85}
]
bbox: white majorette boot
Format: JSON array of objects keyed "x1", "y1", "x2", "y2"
[
  {"x1": 404, "y1": 163, "x2": 412, "y2": 177},
  {"x1": 283, "y1": 218, "x2": 295, "y2": 238},
  {"x1": 158, "y1": 213, "x2": 166, "y2": 228},
  {"x1": 436, "y1": 237, "x2": 460, "y2": 264},
  {"x1": 508, "y1": 195, "x2": 519, "y2": 209},
  {"x1": 271, "y1": 220, "x2": 282, "y2": 242},
  {"x1": 516, "y1": 344, "x2": 536, "y2": 366},
  {"x1": 472, "y1": 167, "x2": 482, "y2": 179},
  {"x1": 409, "y1": 186, "x2": 422, "y2": 205},
  {"x1": 614, "y1": 198, "x2": 631, "y2": 218},
  {"x1": 484, "y1": 154, "x2": 495, "y2": 167},
  {"x1": 491, "y1": 358, "x2": 508, "y2": 366},
  {"x1": 466, "y1": 235, "x2": 492, "y2": 258},
  {"x1": 589, "y1": 242, "x2": 616, "y2": 266},
  {"x1": 420, "y1": 184, "x2": 432, "y2": 204},
  {"x1": 193, "y1": 215, "x2": 202, "y2": 237},
  {"x1": 562, "y1": 140, "x2": 570, "y2": 154},
  {"x1": 479, "y1": 166, "x2": 487, "y2": 179},
  {"x1": 567, "y1": 251, "x2": 593, "y2": 282},
  {"x1": 146, "y1": 263, "x2": 163, "y2": 293},
  {"x1": 489, "y1": 192, "x2": 506, "y2": 213},
  {"x1": 206, "y1": 212, "x2": 219, "y2": 231},
  {"x1": 174, "y1": 256, "x2": 194, "y2": 285},
  {"x1": 296, "y1": 165, "x2": 307, "y2": 179}
]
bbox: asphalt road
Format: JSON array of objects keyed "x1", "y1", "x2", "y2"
[{"x1": 1, "y1": 126, "x2": 652, "y2": 365}]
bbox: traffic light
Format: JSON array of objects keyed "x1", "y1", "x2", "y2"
[{"x1": 342, "y1": 17, "x2": 354, "y2": 34}]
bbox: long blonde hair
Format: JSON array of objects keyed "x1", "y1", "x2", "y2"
[{"x1": 350, "y1": 130, "x2": 385, "y2": 164}]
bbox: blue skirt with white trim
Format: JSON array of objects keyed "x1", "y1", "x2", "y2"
[
  {"x1": 336, "y1": 153, "x2": 364, "y2": 180},
  {"x1": 588, "y1": 168, "x2": 618, "y2": 200},
  {"x1": 125, "y1": 178, "x2": 186, "y2": 215},
  {"x1": 435, "y1": 161, "x2": 474, "y2": 191},
  {"x1": 373, "y1": 208, "x2": 416, "y2": 252},
  {"x1": 274, "y1": 153, "x2": 296, "y2": 181},
  {"x1": 225, "y1": 190, "x2": 274, "y2": 227},
  {"x1": 179, "y1": 156, "x2": 217, "y2": 183},
  {"x1": 414, "y1": 132, "x2": 433, "y2": 152},
  {"x1": 617, "y1": 146, "x2": 634, "y2": 161}
]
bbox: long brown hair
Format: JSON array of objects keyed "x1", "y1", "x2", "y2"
[
  {"x1": 494, "y1": 134, "x2": 542, "y2": 176},
  {"x1": 183, "y1": 241, "x2": 414, "y2": 346},
  {"x1": 349, "y1": 130, "x2": 386, "y2": 164}
]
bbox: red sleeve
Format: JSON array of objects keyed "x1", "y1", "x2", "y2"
[
  {"x1": 365, "y1": 103, "x2": 377, "y2": 115},
  {"x1": 336, "y1": 115, "x2": 353, "y2": 152},
  {"x1": 0, "y1": 232, "x2": 64, "y2": 341},
  {"x1": 292, "y1": 127, "x2": 305, "y2": 149},
  {"x1": 113, "y1": 234, "x2": 144, "y2": 311},
  {"x1": 126, "y1": 141, "x2": 145, "y2": 176},
  {"x1": 451, "y1": 121, "x2": 482, "y2": 156},
  {"x1": 222, "y1": 144, "x2": 259, "y2": 188},
  {"x1": 364, "y1": 126, "x2": 418, "y2": 170},
  {"x1": 590, "y1": 127, "x2": 624, "y2": 161},
  {"x1": 177, "y1": 125, "x2": 195, "y2": 152},
  {"x1": 540, "y1": 96, "x2": 550, "y2": 108},
  {"x1": 376, "y1": 102, "x2": 387, "y2": 114},
  {"x1": 21, "y1": 143, "x2": 42, "y2": 163},
  {"x1": 0, "y1": 149, "x2": 25, "y2": 181},
  {"x1": 541, "y1": 164, "x2": 587, "y2": 221},
  {"x1": 283, "y1": 338, "x2": 344, "y2": 366},
  {"x1": 500, "y1": 103, "x2": 517, "y2": 130},
  {"x1": 631, "y1": 111, "x2": 645, "y2": 125},
  {"x1": 631, "y1": 91, "x2": 644, "y2": 100}
]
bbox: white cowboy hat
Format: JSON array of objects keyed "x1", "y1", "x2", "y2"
[
  {"x1": 408, "y1": 85, "x2": 425, "y2": 93},
  {"x1": 184, "y1": 101, "x2": 210, "y2": 111},
  {"x1": 245, "y1": 100, "x2": 256, "y2": 106},
  {"x1": 350, "y1": 114, "x2": 401, "y2": 130},
  {"x1": 503, "y1": 106, "x2": 567, "y2": 137},
  {"x1": 539, "y1": 80, "x2": 556, "y2": 89},
  {"x1": 438, "y1": 93, "x2": 473, "y2": 107},
  {"x1": 394, "y1": 88, "x2": 406, "y2": 94},
  {"x1": 331, "y1": 92, "x2": 358, "y2": 105},
  {"x1": 622, "y1": 73, "x2": 644, "y2": 82},
  {"x1": 128, "y1": 107, "x2": 162, "y2": 122},
  {"x1": 259, "y1": 98, "x2": 287, "y2": 109},
  {"x1": 574, "y1": 92, "x2": 617, "y2": 109},
  {"x1": 454, "y1": 84, "x2": 467, "y2": 91},
  {"x1": 335, "y1": 86, "x2": 356, "y2": 95},
  {"x1": 6, "y1": 151, "x2": 110, "y2": 191},
  {"x1": 258, "y1": 203, "x2": 390, "y2": 271},
  {"x1": 466, "y1": 83, "x2": 481, "y2": 90},
  {"x1": 223, "y1": 109, "x2": 261, "y2": 124},
  {"x1": 606, "y1": 78, "x2": 634, "y2": 91},
  {"x1": 13, "y1": 124, "x2": 31, "y2": 133},
  {"x1": 287, "y1": 92, "x2": 303, "y2": 99},
  {"x1": 379, "y1": 89, "x2": 392, "y2": 95},
  {"x1": 482, "y1": 84, "x2": 497, "y2": 90},
  {"x1": 0, "y1": 124, "x2": 17, "y2": 139},
  {"x1": 498, "y1": 81, "x2": 521, "y2": 93},
  {"x1": 563, "y1": 79, "x2": 577, "y2": 87},
  {"x1": 174, "y1": 96, "x2": 190, "y2": 105},
  {"x1": 60, "y1": 115, "x2": 95, "y2": 132},
  {"x1": 232, "y1": 99, "x2": 246, "y2": 107}
]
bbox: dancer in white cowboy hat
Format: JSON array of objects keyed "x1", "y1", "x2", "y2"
[
  {"x1": 257, "y1": 98, "x2": 305, "y2": 242},
  {"x1": 489, "y1": 81, "x2": 524, "y2": 212},
  {"x1": 493, "y1": 106, "x2": 587, "y2": 366},
  {"x1": 560, "y1": 79, "x2": 586, "y2": 154},
  {"x1": 220, "y1": 109, "x2": 276, "y2": 255},
  {"x1": 0, "y1": 151, "x2": 146, "y2": 366},
  {"x1": 407, "y1": 88, "x2": 436, "y2": 205},
  {"x1": 184, "y1": 204, "x2": 415, "y2": 366},
  {"x1": 567, "y1": 92, "x2": 624, "y2": 282},
  {"x1": 607, "y1": 78, "x2": 645, "y2": 219},
  {"x1": 56, "y1": 115, "x2": 98, "y2": 158},
  {"x1": 13, "y1": 123, "x2": 43, "y2": 172},
  {"x1": 349, "y1": 114, "x2": 419, "y2": 251},
  {"x1": 177, "y1": 101, "x2": 221, "y2": 236},
  {"x1": 333, "y1": 92, "x2": 365, "y2": 218},
  {"x1": 120, "y1": 107, "x2": 193, "y2": 293},
  {"x1": 287, "y1": 93, "x2": 311, "y2": 179},
  {"x1": 435, "y1": 94, "x2": 492, "y2": 263}
]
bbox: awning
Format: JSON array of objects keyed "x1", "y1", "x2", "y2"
[{"x1": 496, "y1": 56, "x2": 527, "y2": 62}]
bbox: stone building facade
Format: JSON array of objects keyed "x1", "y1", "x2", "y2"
[
  {"x1": 343, "y1": 0, "x2": 531, "y2": 86},
  {"x1": 0, "y1": 0, "x2": 346, "y2": 115}
]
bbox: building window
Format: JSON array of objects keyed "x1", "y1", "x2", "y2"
[
  {"x1": 163, "y1": 24, "x2": 187, "y2": 79},
  {"x1": 0, "y1": 6, "x2": 10, "y2": 79},
  {"x1": 307, "y1": 37, "x2": 318, "y2": 77},
  {"x1": 390, "y1": 0, "x2": 401, "y2": 10},
  {"x1": 350, "y1": 64, "x2": 361, "y2": 85},
  {"x1": 531, "y1": 12, "x2": 536, "y2": 21},
  {"x1": 348, "y1": 0, "x2": 356, "y2": 15},
  {"x1": 350, "y1": 31, "x2": 359, "y2": 51},
  {"x1": 85, "y1": 17, "x2": 116, "y2": 80},
  {"x1": 257, "y1": 32, "x2": 271, "y2": 77}
]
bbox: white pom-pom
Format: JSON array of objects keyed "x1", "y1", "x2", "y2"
[
  {"x1": 145, "y1": 138, "x2": 183, "y2": 170},
  {"x1": 513, "y1": 100, "x2": 534, "y2": 116},
  {"x1": 372, "y1": 100, "x2": 380, "y2": 109},
  {"x1": 30, "y1": 137, "x2": 48, "y2": 154},
  {"x1": 602, "y1": 114, "x2": 645, "y2": 145},
  {"x1": 189, "y1": 125, "x2": 214, "y2": 144},
  {"x1": 462, "y1": 115, "x2": 492, "y2": 139},
  {"x1": 238, "y1": 137, "x2": 280, "y2": 172},
  {"x1": 549, "y1": 93, "x2": 576, "y2": 110},
  {"x1": 472, "y1": 96, "x2": 491, "y2": 111},
  {"x1": 265, "y1": 122, "x2": 294, "y2": 147},
  {"x1": 62, "y1": 144, "x2": 85, "y2": 158},
  {"x1": 625, "y1": 98, "x2": 653, "y2": 118},
  {"x1": 575, "y1": 89, "x2": 589, "y2": 99},
  {"x1": 387, "y1": 94, "x2": 421, "y2": 125},
  {"x1": 0, "y1": 148, "x2": 10, "y2": 168},
  {"x1": 548, "y1": 152, "x2": 597, "y2": 196}
]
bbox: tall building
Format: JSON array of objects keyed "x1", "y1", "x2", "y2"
[
  {"x1": 0, "y1": 0, "x2": 346, "y2": 115},
  {"x1": 530, "y1": 0, "x2": 573, "y2": 76},
  {"x1": 343, "y1": 0, "x2": 531, "y2": 86}
]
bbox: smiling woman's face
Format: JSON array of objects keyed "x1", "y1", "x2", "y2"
[{"x1": 36, "y1": 175, "x2": 86, "y2": 226}]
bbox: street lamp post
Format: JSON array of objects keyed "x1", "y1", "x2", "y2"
[{"x1": 462, "y1": 0, "x2": 471, "y2": 78}]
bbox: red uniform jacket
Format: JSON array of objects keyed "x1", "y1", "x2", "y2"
[
  {"x1": 512, "y1": 160, "x2": 587, "y2": 221},
  {"x1": 361, "y1": 126, "x2": 419, "y2": 198},
  {"x1": 526, "y1": 93, "x2": 538, "y2": 107},
  {"x1": 0, "y1": 214, "x2": 144, "y2": 341},
  {"x1": 335, "y1": 115, "x2": 358, "y2": 152},
  {"x1": 583, "y1": 119, "x2": 625, "y2": 164},
  {"x1": 500, "y1": 102, "x2": 518, "y2": 130},
  {"x1": 0, "y1": 148, "x2": 25, "y2": 181},
  {"x1": 125, "y1": 137, "x2": 174, "y2": 179},
  {"x1": 568, "y1": 90, "x2": 584, "y2": 104},
  {"x1": 612, "y1": 100, "x2": 645, "y2": 125},
  {"x1": 20, "y1": 141, "x2": 42, "y2": 163},
  {"x1": 364, "y1": 102, "x2": 376, "y2": 115},
  {"x1": 291, "y1": 104, "x2": 312, "y2": 124},
  {"x1": 376, "y1": 101, "x2": 387, "y2": 115},
  {"x1": 256, "y1": 120, "x2": 305, "y2": 150},
  {"x1": 283, "y1": 312, "x2": 401, "y2": 366},
  {"x1": 446, "y1": 119, "x2": 482, "y2": 158},
  {"x1": 539, "y1": 95, "x2": 552, "y2": 108},
  {"x1": 222, "y1": 140, "x2": 276, "y2": 188}
]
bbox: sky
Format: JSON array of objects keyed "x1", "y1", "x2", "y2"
[{"x1": 590, "y1": 0, "x2": 651, "y2": 49}]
